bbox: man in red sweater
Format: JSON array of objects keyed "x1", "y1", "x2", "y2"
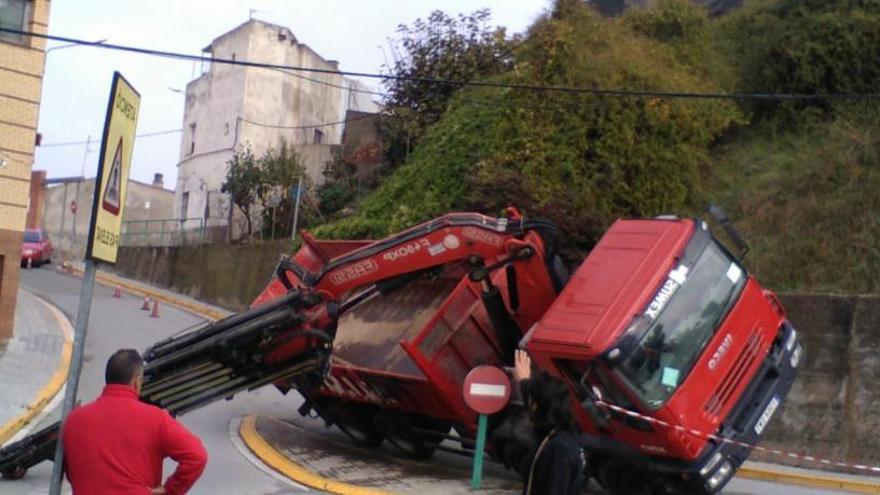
[{"x1": 62, "y1": 349, "x2": 207, "y2": 494}]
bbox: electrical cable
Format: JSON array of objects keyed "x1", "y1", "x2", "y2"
[
  {"x1": 6, "y1": 27, "x2": 880, "y2": 101},
  {"x1": 39, "y1": 128, "x2": 182, "y2": 148}
]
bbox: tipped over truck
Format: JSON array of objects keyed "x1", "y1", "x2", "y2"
[{"x1": 1, "y1": 207, "x2": 800, "y2": 494}]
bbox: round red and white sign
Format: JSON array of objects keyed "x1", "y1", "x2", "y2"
[{"x1": 463, "y1": 365, "x2": 511, "y2": 415}]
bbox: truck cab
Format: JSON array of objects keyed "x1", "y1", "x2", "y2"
[{"x1": 526, "y1": 217, "x2": 802, "y2": 494}]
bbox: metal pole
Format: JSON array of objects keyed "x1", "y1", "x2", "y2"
[
  {"x1": 72, "y1": 181, "x2": 80, "y2": 257},
  {"x1": 48, "y1": 258, "x2": 98, "y2": 495},
  {"x1": 471, "y1": 413, "x2": 488, "y2": 489},
  {"x1": 290, "y1": 175, "x2": 303, "y2": 241},
  {"x1": 59, "y1": 183, "x2": 68, "y2": 257}
]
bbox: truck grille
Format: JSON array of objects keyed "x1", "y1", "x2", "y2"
[{"x1": 704, "y1": 330, "x2": 763, "y2": 419}]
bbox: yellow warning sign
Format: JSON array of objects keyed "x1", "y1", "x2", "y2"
[{"x1": 87, "y1": 72, "x2": 140, "y2": 264}]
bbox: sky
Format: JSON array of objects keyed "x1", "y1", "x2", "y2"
[{"x1": 34, "y1": 0, "x2": 551, "y2": 187}]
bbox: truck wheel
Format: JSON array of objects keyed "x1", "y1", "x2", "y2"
[
  {"x1": 327, "y1": 403, "x2": 383, "y2": 447},
  {"x1": 374, "y1": 412, "x2": 439, "y2": 460},
  {"x1": 2, "y1": 466, "x2": 27, "y2": 480},
  {"x1": 600, "y1": 460, "x2": 662, "y2": 495}
]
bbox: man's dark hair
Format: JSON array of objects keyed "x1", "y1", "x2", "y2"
[
  {"x1": 527, "y1": 370, "x2": 577, "y2": 437},
  {"x1": 105, "y1": 349, "x2": 144, "y2": 385}
]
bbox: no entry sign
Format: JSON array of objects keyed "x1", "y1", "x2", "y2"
[{"x1": 463, "y1": 365, "x2": 511, "y2": 415}]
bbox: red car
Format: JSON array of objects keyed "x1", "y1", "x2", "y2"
[{"x1": 21, "y1": 229, "x2": 53, "y2": 267}]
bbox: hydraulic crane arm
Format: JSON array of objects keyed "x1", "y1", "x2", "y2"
[{"x1": 1, "y1": 209, "x2": 559, "y2": 480}]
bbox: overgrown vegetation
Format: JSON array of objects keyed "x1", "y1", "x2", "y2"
[
  {"x1": 222, "y1": 144, "x2": 316, "y2": 241},
  {"x1": 311, "y1": 0, "x2": 880, "y2": 293}
]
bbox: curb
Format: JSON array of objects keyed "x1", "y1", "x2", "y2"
[
  {"x1": 0, "y1": 292, "x2": 73, "y2": 445},
  {"x1": 239, "y1": 415, "x2": 392, "y2": 495},
  {"x1": 738, "y1": 464, "x2": 880, "y2": 495}
]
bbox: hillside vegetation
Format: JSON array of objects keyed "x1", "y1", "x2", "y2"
[{"x1": 317, "y1": 0, "x2": 880, "y2": 293}]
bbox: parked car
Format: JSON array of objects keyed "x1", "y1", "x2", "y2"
[{"x1": 21, "y1": 229, "x2": 52, "y2": 267}]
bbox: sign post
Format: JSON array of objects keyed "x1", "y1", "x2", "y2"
[
  {"x1": 48, "y1": 72, "x2": 140, "y2": 495},
  {"x1": 463, "y1": 365, "x2": 511, "y2": 490}
]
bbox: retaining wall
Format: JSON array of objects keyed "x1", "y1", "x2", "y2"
[{"x1": 113, "y1": 244, "x2": 880, "y2": 472}]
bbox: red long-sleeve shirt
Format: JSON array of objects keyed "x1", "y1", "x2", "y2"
[{"x1": 62, "y1": 384, "x2": 207, "y2": 495}]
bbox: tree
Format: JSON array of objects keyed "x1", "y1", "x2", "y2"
[
  {"x1": 221, "y1": 147, "x2": 261, "y2": 240},
  {"x1": 381, "y1": 9, "x2": 517, "y2": 166},
  {"x1": 258, "y1": 142, "x2": 310, "y2": 239}
]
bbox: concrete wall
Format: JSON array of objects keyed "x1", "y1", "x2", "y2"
[
  {"x1": 43, "y1": 178, "x2": 174, "y2": 260},
  {"x1": 0, "y1": 0, "x2": 51, "y2": 341},
  {"x1": 115, "y1": 241, "x2": 296, "y2": 310},
  {"x1": 757, "y1": 294, "x2": 880, "y2": 473}
]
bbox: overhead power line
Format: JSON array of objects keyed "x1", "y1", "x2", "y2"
[
  {"x1": 39, "y1": 128, "x2": 182, "y2": 148},
  {"x1": 6, "y1": 27, "x2": 880, "y2": 102}
]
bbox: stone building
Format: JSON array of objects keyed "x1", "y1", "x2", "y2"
[
  {"x1": 41, "y1": 173, "x2": 175, "y2": 260},
  {"x1": 174, "y1": 20, "x2": 379, "y2": 241},
  {"x1": 0, "y1": 0, "x2": 51, "y2": 341}
]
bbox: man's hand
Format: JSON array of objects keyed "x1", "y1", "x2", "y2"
[
  {"x1": 514, "y1": 349, "x2": 532, "y2": 383},
  {"x1": 150, "y1": 486, "x2": 166, "y2": 494}
]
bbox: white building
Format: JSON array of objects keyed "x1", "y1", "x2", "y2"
[{"x1": 174, "y1": 20, "x2": 380, "y2": 240}]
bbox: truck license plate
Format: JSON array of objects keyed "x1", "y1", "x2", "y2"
[{"x1": 754, "y1": 396, "x2": 780, "y2": 435}]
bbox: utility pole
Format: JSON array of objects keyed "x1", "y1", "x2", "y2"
[{"x1": 291, "y1": 175, "x2": 303, "y2": 241}]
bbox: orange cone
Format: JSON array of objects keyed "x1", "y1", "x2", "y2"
[
  {"x1": 150, "y1": 300, "x2": 160, "y2": 318},
  {"x1": 113, "y1": 285, "x2": 122, "y2": 298},
  {"x1": 141, "y1": 296, "x2": 151, "y2": 310}
]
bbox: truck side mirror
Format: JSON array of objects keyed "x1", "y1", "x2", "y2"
[
  {"x1": 578, "y1": 373, "x2": 611, "y2": 429},
  {"x1": 706, "y1": 204, "x2": 749, "y2": 260}
]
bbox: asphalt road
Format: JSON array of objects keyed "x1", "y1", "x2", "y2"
[{"x1": 3, "y1": 267, "x2": 852, "y2": 495}]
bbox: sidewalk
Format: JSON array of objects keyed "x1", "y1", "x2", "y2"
[
  {"x1": 240, "y1": 414, "x2": 523, "y2": 495},
  {"x1": 0, "y1": 290, "x2": 72, "y2": 446}
]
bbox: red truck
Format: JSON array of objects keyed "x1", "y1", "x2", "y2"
[{"x1": 1, "y1": 207, "x2": 800, "y2": 495}]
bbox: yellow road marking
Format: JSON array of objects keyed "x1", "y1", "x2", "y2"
[{"x1": 239, "y1": 415, "x2": 393, "y2": 495}]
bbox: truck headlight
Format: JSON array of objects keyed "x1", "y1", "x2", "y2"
[
  {"x1": 785, "y1": 328, "x2": 797, "y2": 352},
  {"x1": 699, "y1": 452, "x2": 723, "y2": 477},
  {"x1": 790, "y1": 344, "x2": 802, "y2": 369},
  {"x1": 706, "y1": 460, "x2": 732, "y2": 489}
]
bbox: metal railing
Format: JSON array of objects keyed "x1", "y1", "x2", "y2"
[{"x1": 120, "y1": 218, "x2": 205, "y2": 247}]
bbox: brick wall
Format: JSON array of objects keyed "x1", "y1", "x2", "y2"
[{"x1": 0, "y1": 0, "x2": 51, "y2": 341}]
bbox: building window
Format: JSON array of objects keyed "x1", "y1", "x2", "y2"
[
  {"x1": 313, "y1": 129, "x2": 324, "y2": 144},
  {"x1": 0, "y1": 0, "x2": 31, "y2": 45},
  {"x1": 189, "y1": 123, "x2": 196, "y2": 155},
  {"x1": 180, "y1": 192, "x2": 189, "y2": 219}
]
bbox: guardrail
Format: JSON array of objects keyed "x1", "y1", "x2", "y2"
[{"x1": 120, "y1": 218, "x2": 205, "y2": 247}]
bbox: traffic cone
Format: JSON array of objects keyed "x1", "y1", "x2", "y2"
[
  {"x1": 113, "y1": 285, "x2": 122, "y2": 298},
  {"x1": 150, "y1": 300, "x2": 160, "y2": 318},
  {"x1": 141, "y1": 296, "x2": 151, "y2": 311}
]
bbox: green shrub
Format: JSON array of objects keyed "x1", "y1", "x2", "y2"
[
  {"x1": 718, "y1": 0, "x2": 880, "y2": 119},
  {"x1": 316, "y1": 1, "x2": 741, "y2": 259},
  {"x1": 706, "y1": 114, "x2": 880, "y2": 292}
]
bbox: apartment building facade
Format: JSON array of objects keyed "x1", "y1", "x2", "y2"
[{"x1": 0, "y1": 0, "x2": 51, "y2": 341}]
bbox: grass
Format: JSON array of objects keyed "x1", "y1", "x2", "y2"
[{"x1": 704, "y1": 114, "x2": 880, "y2": 293}]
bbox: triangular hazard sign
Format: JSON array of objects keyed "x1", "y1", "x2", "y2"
[{"x1": 102, "y1": 137, "x2": 123, "y2": 215}]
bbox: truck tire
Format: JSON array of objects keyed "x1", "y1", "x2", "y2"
[
  {"x1": 2, "y1": 466, "x2": 27, "y2": 480},
  {"x1": 327, "y1": 403, "x2": 383, "y2": 447},
  {"x1": 374, "y1": 412, "x2": 443, "y2": 460},
  {"x1": 599, "y1": 459, "x2": 662, "y2": 495}
]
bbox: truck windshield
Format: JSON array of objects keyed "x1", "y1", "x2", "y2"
[
  {"x1": 23, "y1": 231, "x2": 40, "y2": 242},
  {"x1": 616, "y1": 241, "x2": 746, "y2": 409}
]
